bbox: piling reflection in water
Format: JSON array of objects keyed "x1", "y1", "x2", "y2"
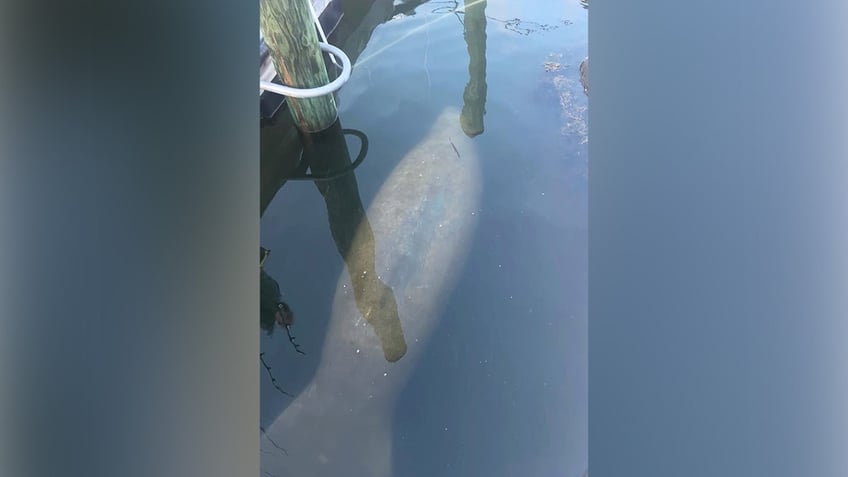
[
  {"x1": 264, "y1": 107, "x2": 484, "y2": 476},
  {"x1": 579, "y1": 0, "x2": 589, "y2": 96},
  {"x1": 298, "y1": 120, "x2": 408, "y2": 363},
  {"x1": 391, "y1": 0, "x2": 430, "y2": 18},
  {"x1": 460, "y1": 0, "x2": 488, "y2": 137}
]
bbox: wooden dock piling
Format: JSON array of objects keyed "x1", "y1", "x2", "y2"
[{"x1": 260, "y1": 0, "x2": 339, "y2": 132}]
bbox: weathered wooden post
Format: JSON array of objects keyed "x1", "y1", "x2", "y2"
[{"x1": 260, "y1": 0, "x2": 338, "y2": 133}]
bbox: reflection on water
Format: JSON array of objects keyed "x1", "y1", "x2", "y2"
[
  {"x1": 392, "y1": 0, "x2": 430, "y2": 18},
  {"x1": 261, "y1": 0, "x2": 587, "y2": 475},
  {"x1": 460, "y1": 0, "x2": 487, "y2": 137},
  {"x1": 263, "y1": 105, "x2": 483, "y2": 476},
  {"x1": 260, "y1": 247, "x2": 305, "y2": 358},
  {"x1": 261, "y1": 118, "x2": 408, "y2": 363},
  {"x1": 302, "y1": 120, "x2": 408, "y2": 362}
]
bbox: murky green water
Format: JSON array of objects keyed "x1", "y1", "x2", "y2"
[{"x1": 260, "y1": 1, "x2": 587, "y2": 475}]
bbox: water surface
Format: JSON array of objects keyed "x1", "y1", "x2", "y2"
[{"x1": 260, "y1": 1, "x2": 587, "y2": 475}]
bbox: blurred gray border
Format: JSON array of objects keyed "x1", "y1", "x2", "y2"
[{"x1": 590, "y1": 1, "x2": 848, "y2": 476}]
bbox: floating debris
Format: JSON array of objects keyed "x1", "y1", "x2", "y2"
[{"x1": 544, "y1": 61, "x2": 563, "y2": 72}]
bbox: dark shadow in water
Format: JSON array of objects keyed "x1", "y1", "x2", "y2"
[
  {"x1": 392, "y1": 0, "x2": 432, "y2": 18},
  {"x1": 259, "y1": 2, "x2": 422, "y2": 424},
  {"x1": 260, "y1": 113, "x2": 303, "y2": 215},
  {"x1": 330, "y1": 0, "x2": 396, "y2": 74},
  {"x1": 261, "y1": 118, "x2": 408, "y2": 363},
  {"x1": 259, "y1": 1, "x2": 431, "y2": 470},
  {"x1": 260, "y1": 248, "x2": 306, "y2": 358},
  {"x1": 459, "y1": 0, "x2": 488, "y2": 137},
  {"x1": 300, "y1": 120, "x2": 408, "y2": 362},
  {"x1": 258, "y1": 118, "x2": 410, "y2": 453},
  {"x1": 260, "y1": 248, "x2": 294, "y2": 334}
]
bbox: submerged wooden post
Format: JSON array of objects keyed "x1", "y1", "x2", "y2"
[{"x1": 260, "y1": 0, "x2": 338, "y2": 133}]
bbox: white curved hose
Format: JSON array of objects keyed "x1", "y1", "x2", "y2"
[
  {"x1": 308, "y1": 0, "x2": 340, "y2": 68},
  {"x1": 260, "y1": 42, "x2": 352, "y2": 99}
]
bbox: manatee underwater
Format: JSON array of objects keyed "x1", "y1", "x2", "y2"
[{"x1": 262, "y1": 108, "x2": 483, "y2": 477}]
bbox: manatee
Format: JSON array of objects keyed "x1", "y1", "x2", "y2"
[{"x1": 262, "y1": 107, "x2": 483, "y2": 476}]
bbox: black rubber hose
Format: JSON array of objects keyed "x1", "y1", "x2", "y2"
[{"x1": 286, "y1": 128, "x2": 369, "y2": 182}]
